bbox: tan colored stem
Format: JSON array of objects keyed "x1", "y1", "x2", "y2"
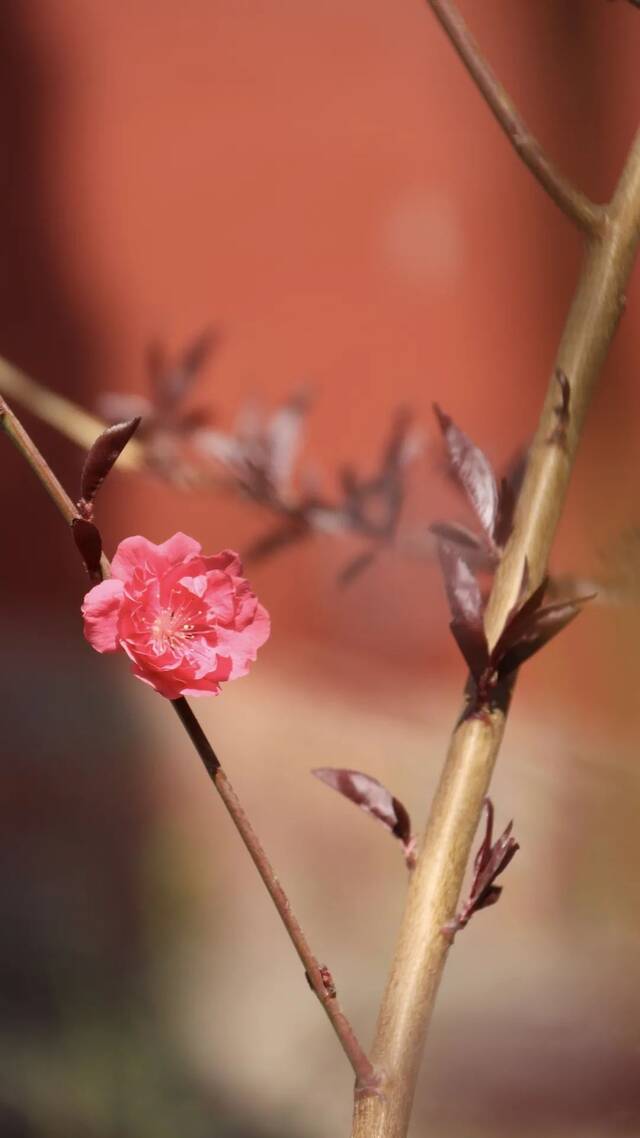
[
  {"x1": 0, "y1": 397, "x2": 374, "y2": 1089},
  {"x1": 0, "y1": 354, "x2": 144, "y2": 469},
  {"x1": 0, "y1": 394, "x2": 112, "y2": 580},
  {"x1": 352, "y1": 128, "x2": 640, "y2": 1138},
  {"x1": 426, "y1": 0, "x2": 603, "y2": 235},
  {"x1": 0, "y1": 393, "x2": 79, "y2": 522}
]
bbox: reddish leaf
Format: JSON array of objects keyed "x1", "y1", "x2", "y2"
[
  {"x1": 336, "y1": 410, "x2": 418, "y2": 545},
  {"x1": 447, "y1": 798, "x2": 519, "y2": 936},
  {"x1": 79, "y1": 418, "x2": 141, "y2": 512},
  {"x1": 449, "y1": 619, "x2": 489, "y2": 682},
  {"x1": 72, "y1": 517, "x2": 103, "y2": 582},
  {"x1": 312, "y1": 768, "x2": 414, "y2": 859},
  {"x1": 433, "y1": 404, "x2": 499, "y2": 542},
  {"x1": 437, "y1": 542, "x2": 484, "y2": 628},
  {"x1": 429, "y1": 520, "x2": 487, "y2": 552},
  {"x1": 497, "y1": 595, "x2": 594, "y2": 677},
  {"x1": 265, "y1": 389, "x2": 311, "y2": 492},
  {"x1": 382, "y1": 406, "x2": 417, "y2": 473},
  {"x1": 389, "y1": 796, "x2": 412, "y2": 850},
  {"x1": 493, "y1": 445, "x2": 529, "y2": 547},
  {"x1": 493, "y1": 476, "x2": 516, "y2": 548},
  {"x1": 493, "y1": 570, "x2": 548, "y2": 659},
  {"x1": 473, "y1": 794, "x2": 495, "y2": 872},
  {"x1": 151, "y1": 328, "x2": 217, "y2": 412}
]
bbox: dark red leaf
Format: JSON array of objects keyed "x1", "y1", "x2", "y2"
[
  {"x1": 266, "y1": 389, "x2": 311, "y2": 490},
  {"x1": 437, "y1": 542, "x2": 484, "y2": 628},
  {"x1": 382, "y1": 406, "x2": 415, "y2": 473},
  {"x1": 449, "y1": 798, "x2": 519, "y2": 935},
  {"x1": 312, "y1": 768, "x2": 414, "y2": 859},
  {"x1": 497, "y1": 594, "x2": 594, "y2": 677},
  {"x1": 390, "y1": 796, "x2": 412, "y2": 847},
  {"x1": 72, "y1": 517, "x2": 103, "y2": 582},
  {"x1": 475, "y1": 818, "x2": 518, "y2": 888},
  {"x1": 493, "y1": 477, "x2": 516, "y2": 548},
  {"x1": 493, "y1": 445, "x2": 529, "y2": 547},
  {"x1": 429, "y1": 521, "x2": 486, "y2": 552},
  {"x1": 492, "y1": 569, "x2": 547, "y2": 660},
  {"x1": 79, "y1": 418, "x2": 141, "y2": 510},
  {"x1": 433, "y1": 404, "x2": 498, "y2": 541},
  {"x1": 473, "y1": 884, "x2": 503, "y2": 912},
  {"x1": 449, "y1": 619, "x2": 489, "y2": 681},
  {"x1": 151, "y1": 328, "x2": 217, "y2": 412}
]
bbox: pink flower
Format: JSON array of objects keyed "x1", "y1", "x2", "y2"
[{"x1": 82, "y1": 533, "x2": 270, "y2": 699}]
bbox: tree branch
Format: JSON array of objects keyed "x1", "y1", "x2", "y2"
[
  {"x1": 0, "y1": 396, "x2": 376, "y2": 1092},
  {"x1": 0, "y1": 354, "x2": 144, "y2": 468},
  {"x1": 426, "y1": 0, "x2": 604, "y2": 235},
  {"x1": 172, "y1": 697, "x2": 379, "y2": 1093},
  {"x1": 351, "y1": 126, "x2": 640, "y2": 1137}
]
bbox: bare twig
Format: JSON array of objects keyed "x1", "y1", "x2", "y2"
[
  {"x1": 0, "y1": 397, "x2": 375, "y2": 1091},
  {"x1": 425, "y1": 0, "x2": 604, "y2": 234},
  {"x1": 172, "y1": 698, "x2": 378, "y2": 1093},
  {"x1": 351, "y1": 126, "x2": 640, "y2": 1138},
  {"x1": 0, "y1": 394, "x2": 112, "y2": 581},
  {"x1": 0, "y1": 355, "x2": 145, "y2": 467}
]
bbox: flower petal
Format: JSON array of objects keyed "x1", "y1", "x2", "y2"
[
  {"x1": 216, "y1": 603, "x2": 271, "y2": 678},
  {"x1": 156, "y1": 532, "x2": 203, "y2": 565},
  {"x1": 112, "y1": 532, "x2": 202, "y2": 583},
  {"x1": 82, "y1": 578, "x2": 125, "y2": 653},
  {"x1": 111, "y1": 535, "x2": 167, "y2": 582},
  {"x1": 201, "y1": 549, "x2": 243, "y2": 576}
]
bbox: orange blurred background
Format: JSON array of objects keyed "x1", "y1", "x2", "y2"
[{"x1": 1, "y1": 3, "x2": 640, "y2": 1136}]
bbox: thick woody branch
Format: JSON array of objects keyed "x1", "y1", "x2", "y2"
[
  {"x1": 0, "y1": 397, "x2": 375, "y2": 1091},
  {"x1": 426, "y1": 0, "x2": 603, "y2": 235},
  {"x1": 352, "y1": 128, "x2": 640, "y2": 1138}
]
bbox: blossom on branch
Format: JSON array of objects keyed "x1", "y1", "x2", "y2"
[{"x1": 82, "y1": 533, "x2": 270, "y2": 699}]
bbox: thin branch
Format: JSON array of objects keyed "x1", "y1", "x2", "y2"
[
  {"x1": 0, "y1": 350, "x2": 428, "y2": 580},
  {"x1": 172, "y1": 697, "x2": 378, "y2": 1093},
  {"x1": 0, "y1": 354, "x2": 145, "y2": 468},
  {"x1": 352, "y1": 127, "x2": 640, "y2": 1138},
  {"x1": 0, "y1": 394, "x2": 112, "y2": 580},
  {"x1": 0, "y1": 394, "x2": 78, "y2": 522},
  {"x1": 0, "y1": 397, "x2": 375, "y2": 1091},
  {"x1": 426, "y1": 0, "x2": 604, "y2": 235}
]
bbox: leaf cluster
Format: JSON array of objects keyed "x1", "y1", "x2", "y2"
[
  {"x1": 444, "y1": 798, "x2": 519, "y2": 938},
  {"x1": 431, "y1": 404, "x2": 592, "y2": 711}
]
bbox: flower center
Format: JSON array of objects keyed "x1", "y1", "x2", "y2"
[{"x1": 149, "y1": 590, "x2": 208, "y2": 650}]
